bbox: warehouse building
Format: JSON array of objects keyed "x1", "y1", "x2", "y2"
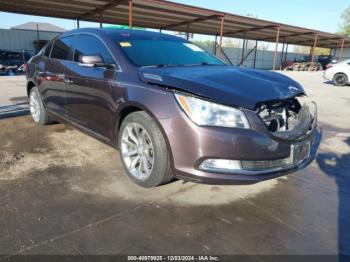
[
  {"x1": 334, "y1": 47, "x2": 350, "y2": 60},
  {"x1": 0, "y1": 22, "x2": 65, "y2": 55}
]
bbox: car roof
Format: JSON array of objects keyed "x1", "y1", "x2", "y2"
[{"x1": 61, "y1": 28, "x2": 186, "y2": 42}]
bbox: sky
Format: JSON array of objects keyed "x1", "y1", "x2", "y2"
[{"x1": 0, "y1": 0, "x2": 348, "y2": 33}]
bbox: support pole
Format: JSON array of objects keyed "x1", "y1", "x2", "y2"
[
  {"x1": 76, "y1": 18, "x2": 80, "y2": 28},
  {"x1": 128, "y1": 0, "x2": 133, "y2": 29},
  {"x1": 339, "y1": 38, "x2": 345, "y2": 61},
  {"x1": 214, "y1": 34, "x2": 218, "y2": 55},
  {"x1": 99, "y1": 13, "x2": 103, "y2": 28},
  {"x1": 311, "y1": 34, "x2": 318, "y2": 63},
  {"x1": 284, "y1": 44, "x2": 289, "y2": 63},
  {"x1": 36, "y1": 23, "x2": 40, "y2": 41},
  {"x1": 217, "y1": 16, "x2": 224, "y2": 57},
  {"x1": 272, "y1": 26, "x2": 280, "y2": 70},
  {"x1": 186, "y1": 24, "x2": 189, "y2": 40},
  {"x1": 280, "y1": 41, "x2": 285, "y2": 69},
  {"x1": 241, "y1": 32, "x2": 246, "y2": 66},
  {"x1": 333, "y1": 44, "x2": 338, "y2": 57},
  {"x1": 253, "y1": 40, "x2": 258, "y2": 69}
]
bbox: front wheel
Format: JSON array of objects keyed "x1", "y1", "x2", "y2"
[
  {"x1": 333, "y1": 73, "x2": 348, "y2": 86},
  {"x1": 29, "y1": 86, "x2": 50, "y2": 125},
  {"x1": 118, "y1": 111, "x2": 172, "y2": 188}
]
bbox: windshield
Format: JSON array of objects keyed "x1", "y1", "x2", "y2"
[{"x1": 117, "y1": 40, "x2": 225, "y2": 67}]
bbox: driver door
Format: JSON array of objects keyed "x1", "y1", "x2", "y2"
[{"x1": 63, "y1": 34, "x2": 117, "y2": 140}]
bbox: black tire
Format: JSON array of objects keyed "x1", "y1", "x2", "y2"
[
  {"x1": 118, "y1": 111, "x2": 172, "y2": 188},
  {"x1": 29, "y1": 86, "x2": 50, "y2": 125},
  {"x1": 333, "y1": 73, "x2": 348, "y2": 87}
]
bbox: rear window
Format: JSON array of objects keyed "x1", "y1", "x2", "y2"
[{"x1": 117, "y1": 40, "x2": 224, "y2": 67}]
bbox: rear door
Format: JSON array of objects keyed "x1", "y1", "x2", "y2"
[
  {"x1": 63, "y1": 34, "x2": 117, "y2": 139},
  {"x1": 40, "y1": 36, "x2": 75, "y2": 116}
]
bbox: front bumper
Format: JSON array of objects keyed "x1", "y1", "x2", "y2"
[{"x1": 158, "y1": 107, "x2": 320, "y2": 185}]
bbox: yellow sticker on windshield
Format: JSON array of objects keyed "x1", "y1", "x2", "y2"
[{"x1": 120, "y1": 42, "x2": 132, "y2": 47}]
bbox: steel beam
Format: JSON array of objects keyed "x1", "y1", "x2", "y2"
[
  {"x1": 253, "y1": 40, "x2": 258, "y2": 69},
  {"x1": 224, "y1": 24, "x2": 277, "y2": 37},
  {"x1": 292, "y1": 36, "x2": 341, "y2": 46},
  {"x1": 260, "y1": 31, "x2": 314, "y2": 42},
  {"x1": 214, "y1": 34, "x2": 218, "y2": 54},
  {"x1": 241, "y1": 32, "x2": 246, "y2": 66},
  {"x1": 339, "y1": 38, "x2": 345, "y2": 60},
  {"x1": 284, "y1": 44, "x2": 289, "y2": 63},
  {"x1": 311, "y1": 34, "x2": 318, "y2": 63},
  {"x1": 280, "y1": 41, "x2": 285, "y2": 67},
  {"x1": 162, "y1": 14, "x2": 221, "y2": 30},
  {"x1": 217, "y1": 16, "x2": 225, "y2": 57},
  {"x1": 129, "y1": 0, "x2": 133, "y2": 29},
  {"x1": 239, "y1": 42, "x2": 257, "y2": 66},
  {"x1": 186, "y1": 24, "x2": 189, "y2": 40},
  {"x1": 272, "y1": 26, "x2": 280, "y2": 71},
  {"x1": 319, "y1": 36, "x2": 343, "y2": 41},
  {"x1": 76, "y1": 17, "x2": 80, "y2": 28},
  {"x1": 99, "y1": 13, "x2": 103, "y2": 28},
  {"x1": 81, "y1": 0, "x2": 128, "y2": 19}
]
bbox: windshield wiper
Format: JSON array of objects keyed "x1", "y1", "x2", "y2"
[
  {"x1": 141, "y1": 63, "x2": 222, "y2": 68},
  {"x1": 142, "y1": 64, "x2": 168, "y2": 68},
  {"x1": 182, "y1": 62, "x2": 222, "y2": 67}
]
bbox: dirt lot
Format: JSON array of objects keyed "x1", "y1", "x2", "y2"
[{"x1": 0, "y1": 72, "x2": 349, "y2": 257}]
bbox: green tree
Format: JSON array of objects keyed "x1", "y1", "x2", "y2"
[
  {"x1": 223, "y1": 38, "x2": 238, "y2": 48},
  {"x1": 338, "y1": 6, "x2": 350, "y2": 36},
  {"x1": 193, "y1": 40, "x2": 214, "y2": 49}
]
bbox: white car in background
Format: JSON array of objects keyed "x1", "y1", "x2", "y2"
[{"x1": 324, "y1": 59, "x2": 350, "y2": 86}]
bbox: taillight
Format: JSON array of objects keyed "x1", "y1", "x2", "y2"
[
  {"x1": 23, "y1": 63, "x2": 28, "y2": 72},
  {"x1": 326, "y1": 64, "x2": 333, "y2": 70}
]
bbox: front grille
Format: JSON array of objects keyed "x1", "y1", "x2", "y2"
[
  {"x1": 241, "y1": 158, "x2": 291, "y2": 171},
  {"x1": 241, "y1": 140, "x2": 311, "y2": 173}
]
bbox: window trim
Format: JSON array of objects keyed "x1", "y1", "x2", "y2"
[
  {"x1": 43, "y1": 42, "x2": 53, "y2": 58},
  {"x1": 50, "y1": 32, "x2": 121, "y2": 72},
  {"x1": 50, "y1": 35, "x2": 75, "y2": 61}
]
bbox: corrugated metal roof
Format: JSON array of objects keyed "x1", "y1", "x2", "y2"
[{"x1": 0, "y1": 0, "x2": 349, "y2": 48}]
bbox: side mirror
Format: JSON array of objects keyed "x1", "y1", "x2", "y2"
[
  {"x1": 80, "y1": 55, "x2": 103, "y2": 65},
  {"x1": 79, "y1": 55, "x2": 117, "y2": 70}
]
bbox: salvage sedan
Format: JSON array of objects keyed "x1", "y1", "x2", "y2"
[
  {"x1": 323, "y1": 59, "x2": 350, "y2": 86},
  {"x1": 26, "y1": 28, "x2": 319, "y2": 187}
]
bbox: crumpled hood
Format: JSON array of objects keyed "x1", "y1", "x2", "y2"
[{"x1": 139, "y1": 66, "x2": 305, "y2": 110}]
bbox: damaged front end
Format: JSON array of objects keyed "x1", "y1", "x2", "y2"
[{"x1": 257, "y1": 95, "x2": 317, "y2": 140}]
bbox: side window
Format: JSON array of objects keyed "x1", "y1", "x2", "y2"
[
  {"x1": 51, "y1": 36, "x2": 75, "y2": 61},
  {"x1": 44, "y1": 42, "x2": 53, "y2": 57},
  {"x1": 73, "y1": 34, "x2": 114, "y2": 64}
]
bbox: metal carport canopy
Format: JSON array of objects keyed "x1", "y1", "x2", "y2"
[{"x1": 1, "y1": 0, "x2": 349, "y2": 49}]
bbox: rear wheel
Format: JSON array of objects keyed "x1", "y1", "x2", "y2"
[
  {"x1": 29, "y1": 86, "x2": 50, "y2": 125},
  {"x1": 333, "y1": 73, "x2": 348, "y2": 86},
  {"x1": 118, "y1": 111, "x2": 172, "y2": 188}
]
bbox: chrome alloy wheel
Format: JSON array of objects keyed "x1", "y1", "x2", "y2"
[
  {"x1": 121, "y1": 122, "x2": 155, "y2": 180},
  {"x1": 29, "y1": 90, "x2": 40, "y2": 122}
]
